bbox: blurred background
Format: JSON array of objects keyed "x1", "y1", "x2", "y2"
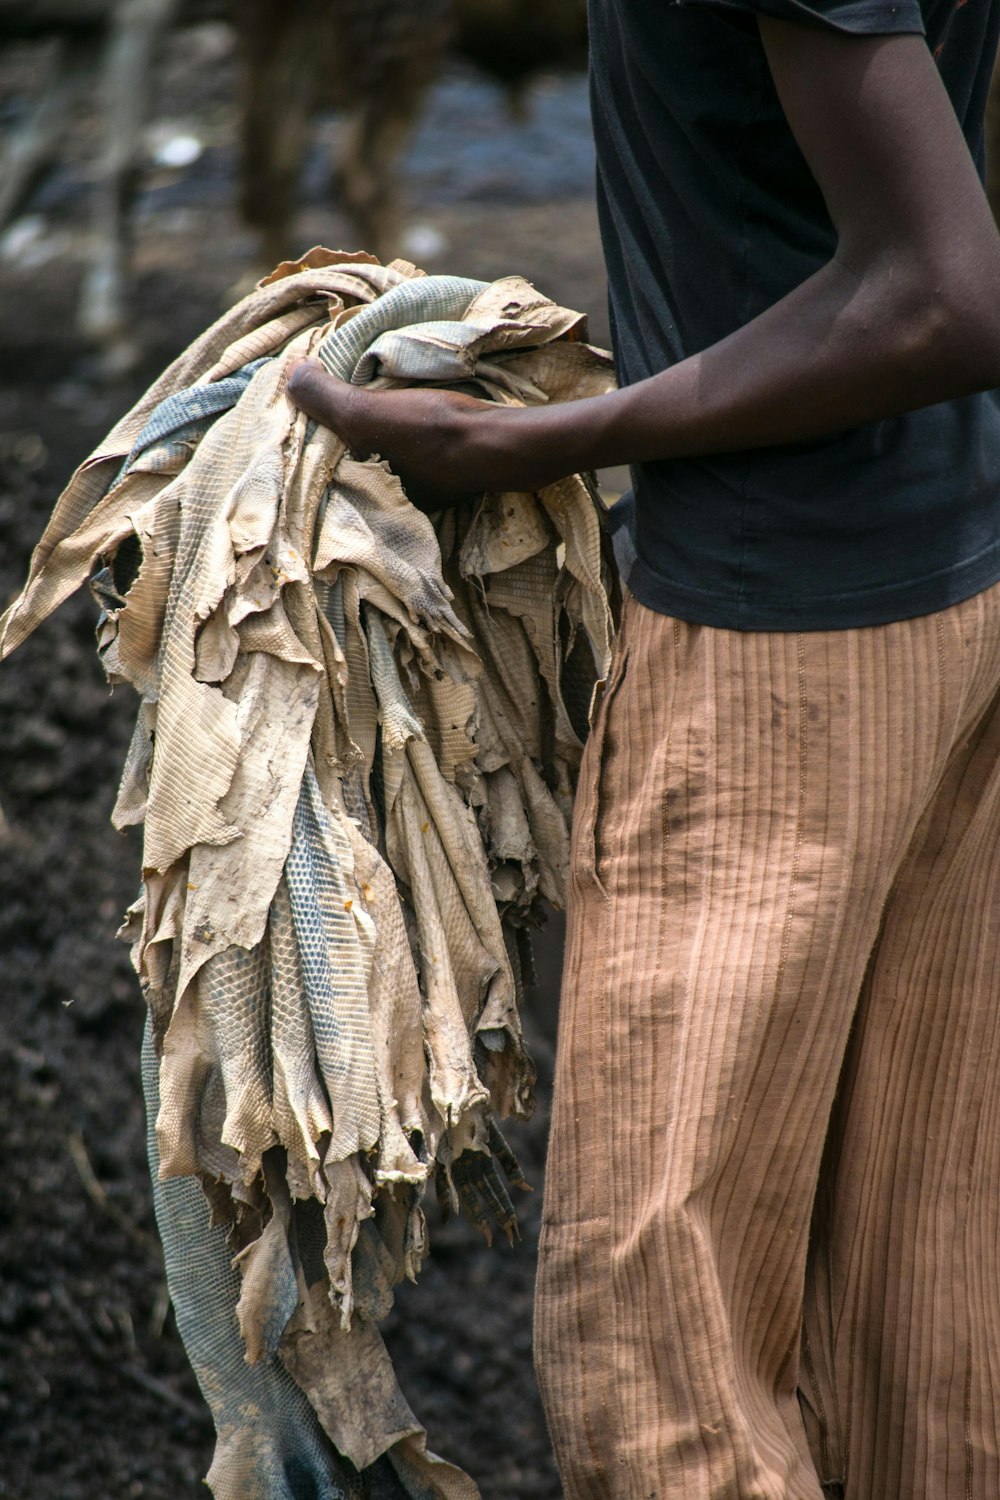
[{"x1": 0, "y1": 3, "x2": 615, "y2": 1497}]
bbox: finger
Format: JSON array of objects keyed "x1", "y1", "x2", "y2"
[
  {"x1": 285, "y1": 358, "x2": 358, "y2": 434},
  {"x1": 475, "y1": 1166, "x2": 520, "y2": 1246},
  {"x1": 452, "y1": 1150, "x2": 521, "y2": 1245},
  {"x1": 487, "y1": 1118, "x2": 532, "y2": 1193},
  {"x1": 453, "y1": 1172, "x2": 493, "y2": 1247}
]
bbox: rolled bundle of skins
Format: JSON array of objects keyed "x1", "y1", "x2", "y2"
[{"x1": 0, "y1": 248, "x2": 617, "y2": 1499}]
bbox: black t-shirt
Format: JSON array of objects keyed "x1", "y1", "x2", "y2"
[{"x1": 595, "y1": 0, "x2": 1000, "y2": 628}]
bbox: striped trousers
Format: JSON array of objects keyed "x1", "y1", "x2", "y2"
[{"x1": 534, "y1": 584, "x2": 1000, "y2": 1500}]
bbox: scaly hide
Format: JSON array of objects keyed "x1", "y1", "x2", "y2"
[{"x1": 0, "y1": 247, "x2": 617, "y2": 1497}]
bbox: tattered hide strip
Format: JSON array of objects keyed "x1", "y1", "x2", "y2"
[{"x1": 1, "y1": 249, "x2": 617, "y2": 1498}]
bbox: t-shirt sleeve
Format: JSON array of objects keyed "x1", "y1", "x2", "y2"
[{"x1": 671, "y1": 0, "x2": 925, "y2": 37}]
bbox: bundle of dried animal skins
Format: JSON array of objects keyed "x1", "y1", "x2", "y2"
[{"x1": 0, "y1": 249, "x2": 616, "y2": 1499}]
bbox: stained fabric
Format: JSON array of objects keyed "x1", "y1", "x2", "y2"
[
  {"x1": 536, "y1": 583, "x2": 1000, "y2": 1500},
  {"x1": 1, "y1": 247, "x2": 616, "y2": 1497}
]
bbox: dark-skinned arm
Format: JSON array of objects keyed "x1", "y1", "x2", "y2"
[{"x1": 287, "y1": 21, "x2": 1000, "y2": 501}]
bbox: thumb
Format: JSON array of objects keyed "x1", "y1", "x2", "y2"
[{"x1": 286, "y1": 357, "x2": 360, "y2": 435}]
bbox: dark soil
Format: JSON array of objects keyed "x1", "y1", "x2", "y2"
[{"x1": 0, "y1": 22, "x2": 610, "y2": 1500}]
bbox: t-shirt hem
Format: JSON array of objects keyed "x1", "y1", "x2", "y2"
[
  {"x1": 618, "y1": 544, "x2": 1000, "y2": 632},
  {"x1": 669, "y1": 0, "x2": 926, "y2": 37}
]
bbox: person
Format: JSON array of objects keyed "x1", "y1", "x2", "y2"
[{"x1": 288, "y1": 1, "x2": 1000, "y2": 1496}]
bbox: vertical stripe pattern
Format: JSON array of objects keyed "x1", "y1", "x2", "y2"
[{"x1": 535, "y1": 583, "x2": 1000, "y2": 1500}]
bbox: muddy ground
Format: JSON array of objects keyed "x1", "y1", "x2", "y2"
[{"x1": 0, "y1": 22, "x2": 613, "y2": 1500}]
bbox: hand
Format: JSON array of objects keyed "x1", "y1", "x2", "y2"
[
  {"x1": 435, "y1": 1118, "x2": 532, "y2": 1246},
  {"x1": 286, "y1": 356, "x2": 580, "y2": 509}
]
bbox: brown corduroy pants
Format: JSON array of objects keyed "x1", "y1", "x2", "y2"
[{"x1": 534, "y1": 584, "x2": 1000, "y2": 1500}]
